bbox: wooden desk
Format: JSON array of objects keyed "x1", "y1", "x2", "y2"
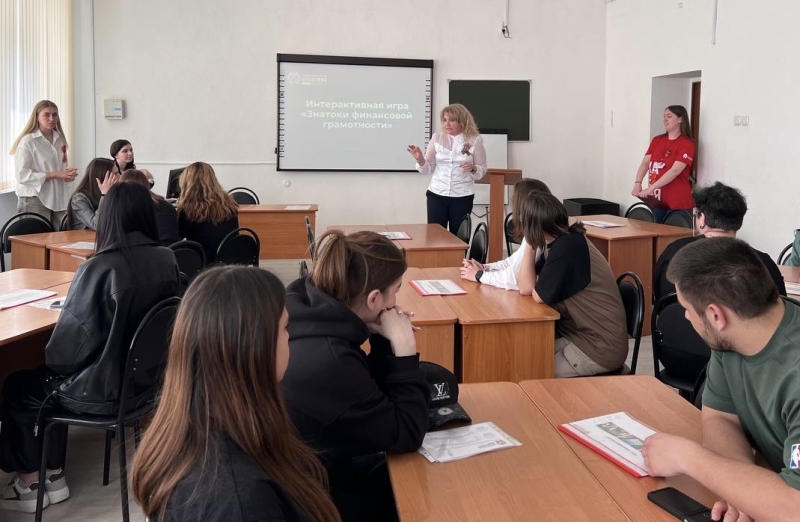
[
  {"x1": 326, "y1": 224, "x2": 469, "y2": 269},
  {"x1": 388, "y1": 382, "x2": 631, "y2": 521},
  {"x1": 9, "y1": 230, "x2": 96, "y2": 270},
  {"x1": 422, "y1": 267, "x2": 559, "y2": 382},
  {"x1": 0, "y1": 270, "x2": 75, "y2": 397},
  {"x1": 397, "y1": 268, "x2": 457, "y2": 371},
  {"x1": 779, "y1": 265, "x2": 800, "y2": 297},
  {"x1": 580, "y1": 214, "x2": 693, "y2": 259},
  {"x1": 386, "y1": 224, "x2": 468, "y2": 268},
  {"x1": 48, "y1": 242, "x2": 94, "y2": 272},
  {"x1": 237, "y1": 204, "x2": 317, "y2": 259},
  {"x1": 520, "y1": 376, "x2": 718, "y2": 521}
]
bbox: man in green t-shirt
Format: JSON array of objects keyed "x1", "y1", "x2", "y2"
[{"x1": 643, "y1": 237, "x2": 800, "y2": 522}]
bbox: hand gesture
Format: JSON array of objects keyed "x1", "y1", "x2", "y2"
[
  {"x1": 459, "y1": 162, "x2": 476, "y2": 173},
  {"x1": 631, "y1": 183, "x2": 641, "y2": 197},
  {"x1": 59, "y1": 168, "x2": 78, "y2": 181},
  {"x1": 462, "y1": 258, "x2": 484, "y2": 270},
  {"x1": 367, "y1": 306, "x2": 418, "y2": 357},
  {"x1": 96, "y1": 170, "x2": 120, "y2": 195},
  {"x1": 637, "y1": 186, "x2": 656, "y2": 198},
  {"x1": 710, "y1": 500, "x2": 753, "y2": 522},
  {"x1": 407, "y1": 145, "x2": 424, "y2": 164},
  {"x1": 460, "y1": 263, "x2": 480, "y2": 282}
]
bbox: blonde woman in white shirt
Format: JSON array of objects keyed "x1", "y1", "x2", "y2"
[
  {"x1": 9, "y1": 100, "x2": 78, "y2": 227},
  {"x1": 460, "y1": 178, "x2": 551, "y2": 290},
  {"x1": 407, "y1": 103, "x2": 487, "y2": 234}
]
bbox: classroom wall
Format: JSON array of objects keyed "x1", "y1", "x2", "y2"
[
  {"x1": 604, "y1": 0, "x2": 800, "y2": 257},
  {"x1": 79, "y1": 0, "x2": 608, "y2": 233}
]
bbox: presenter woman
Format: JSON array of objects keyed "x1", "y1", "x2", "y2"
[
  {"x1": 10, "y1": 100, "x2": 78, "y2": 227},
  {"x1": 407, "y1": 103, "x2": 487, "y2": 234},
  {"x1": 632, "y1": 105, "x2": 695, "y2": 222}
]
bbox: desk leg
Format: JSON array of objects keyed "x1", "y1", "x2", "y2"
[{"x1": 459, "y1": 321, "x2": 555, "y2": 382}]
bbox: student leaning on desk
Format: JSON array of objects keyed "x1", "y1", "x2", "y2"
[
  {"x1": 644, "y1": 237, "x2": 800, "y2": 522},
  {"x1": 461, "y1": 178, "x2": 551, "y2": 290},
  {"x1": 516, "y1": 191, "x2": 628, "y2": 377}
]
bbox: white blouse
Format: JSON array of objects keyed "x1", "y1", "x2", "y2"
[
  {"x1": 14, "y1": 128, "x2": 73, "y2": 211},
  {"x1": 481, "y1": 238, "x2": 542, "y2": 291},
  {"x1": 416, "y1": 132, "x2": 487, "y2": 197}
]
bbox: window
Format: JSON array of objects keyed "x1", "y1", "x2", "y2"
[{"x1": 1, "y1": 0, "x2": 73, "y2": 191}]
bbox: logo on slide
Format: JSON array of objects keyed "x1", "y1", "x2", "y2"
[
  {"x1": 286, "y1": 71, "x2": 301, "y2": 85},
  {"x1": 791, "y1": 444, "x2": 800, "y2": 469}
]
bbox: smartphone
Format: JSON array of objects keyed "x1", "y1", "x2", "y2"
[{"x1": 647, "y1": 487, "x2": 713, "y2": 521}]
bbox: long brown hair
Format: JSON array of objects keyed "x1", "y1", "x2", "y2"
[
  {"x1": 312, "y1": 230, "x2": 406, "y2": 307},
  {"x1": 519, "y1": 191, "x2": 585, "y2": 250},
  {"x1": 9, "y1": 100, "x2": 68, "y2": 154},
  {"x1": 130, "y1": 266, "x2": 340, "y2": 522},
  {"x1": 121, "y1": 169, "x2": 166, "y2": 204},
  {"x1": 665, "y1": 105, "x2": 693, "y2": 140},
  {"x1": 66, "y1": 158, "x2": 116, "y2": 230},
  {"x1": 177, "y1": 162, "x2": 238, "y2": 224},
  {"x1": 510, "y1": 178, "x2": 552, "y2": 242}
]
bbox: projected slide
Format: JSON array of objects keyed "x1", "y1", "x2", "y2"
[{"x1": 278, "y1": 54, "x2": 433, "y2": 171}]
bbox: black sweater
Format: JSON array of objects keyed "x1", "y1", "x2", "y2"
[
  {"x1": 163, "y1": 434, "x2": 307, "y2": 522},
  {"x1": 280, "y1": 277, "x2": 429, "y2": 471}
]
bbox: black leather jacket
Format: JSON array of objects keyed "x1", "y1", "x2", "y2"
[{"x1": 45, "y1": 232, "x2": 180, "y2": 415}]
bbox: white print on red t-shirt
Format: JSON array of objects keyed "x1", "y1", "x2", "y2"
[
  {"x1": 682, "y1": 153, "x2": 693, "y2": 162},
  {"x1": 649, "y1": 161, "x2": 666, "y2": 176},
  {"x1": 653, "y1": 188, "x2": 661, "y2": 200}
]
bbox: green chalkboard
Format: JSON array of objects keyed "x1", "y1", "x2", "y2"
[{"x1": 448, "y1": 80, "x2": 530, "y2": 141}]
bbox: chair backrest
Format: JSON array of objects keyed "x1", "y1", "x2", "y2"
[
  {"x1": 215, "y1": 227, "x2": 260, "y2": 267},
  {"x1": 456, "y1": 214, "x2": 472, "y2": 244},
  {"x1": 228, "y1": 187, "x2": 260, "y2": 205},
  {"x1": 168, "y1": 240, "x2": 206, "y2": 279},
  {"x1": 305, "y1": 216, "x2": 315, "y2": 260},
  {"x1": 778, "y1": 242, "x2": 793, "y2": 265},
  {"x1": 1, "y1": 212, "x2": 55, "y2": 272},
  {"x1": 299, "y1": 260, "x2": 309, "y2": 278},
  {"x1": 117, "y1": 296, "x2": 181, "y2": 420},
  {"x1": 624, "y1": 203, "x2": 654, "y2": 222},
  {"x1": 692, "y1": 363, "x2": 708, "y2": 410},
  {"x1": 651, "y1": 293, "x2": 711, "y2": 391},
  {"x1": 616, "y1": 271, "x2": 644, "y2": 374},
  {"x1": 663, "y1": 209, "x2": 693, "y2": 229},
  {"x1": 468, "y1": 222, "x2": 488, "y2": 265},
  {"x1": 59, "y1": 213, "x2": 69, "y2": 232},
  {"x1": 504, "y1": 212, "x2": 520, "y2": 256}
]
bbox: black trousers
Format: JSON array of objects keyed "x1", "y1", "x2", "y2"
[
  {"x1": 329, "y1": 454, "x2": 399, "y2": 522},
  {"x1": 426, "y1": 191, "x2": 474, "y2": 235},
  {"x1": 0, "y1": 366, "x2": 68, "y2": 474}
]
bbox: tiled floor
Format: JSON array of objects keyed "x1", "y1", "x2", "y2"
[{"x1": 0, "y1": 260, "x2": 663, "y2": 521}]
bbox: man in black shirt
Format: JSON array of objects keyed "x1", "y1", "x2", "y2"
[{"x1": 654, "y1": 182, "x2": 786, "y2": 302}]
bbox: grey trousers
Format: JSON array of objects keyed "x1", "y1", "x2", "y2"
[{"x1": 17, "y1": 196, "x2": 67, "y2": 231}]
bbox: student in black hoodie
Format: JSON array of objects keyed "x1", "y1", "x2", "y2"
[{"x1": 281, "y1": 230, "x2": 429, "y2": 522}]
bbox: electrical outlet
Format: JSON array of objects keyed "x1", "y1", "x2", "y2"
[
  {"x1": 742, "y1": 116, "x2": 749, "y2": 126},
  {"x1": 734, "y1": 115, "x2": 742, "y2": 126}
]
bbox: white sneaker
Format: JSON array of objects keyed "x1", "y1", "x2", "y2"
[
  {"x1": 44, "y1": 469, "x2": 70, "y2": 504},
  {"x1": 0, "y1": 476, "x2": 50, "y2": 513}
]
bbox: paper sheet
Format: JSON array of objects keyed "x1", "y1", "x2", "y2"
[
  {"x1": 61, "y1": 241, "x2": 95, "y2": 250},
  {"x1": 27, "y1": 297, "x2": 64, "y2": 311},
  {"x1": 418, "y1": 422, "x2": 522, "y2": 463},
  {"x1": 582, "y1": 220, "x2": 624, "y2": 229},
  {"x1": 379, "y1": 231, "x2": 411, "y2": 240},
  {"x1": 410, "y1": 280, "x2": 467, "y2": 296},
  {"x1": 284, "y1": 205, "x2": 312, "y2": 210},
  {"x1": 0, "y1": 289, "x2": 57, "y2": 310},
  {"x1": 563, "y1": 412, "x2": 655, "y2": 474}
]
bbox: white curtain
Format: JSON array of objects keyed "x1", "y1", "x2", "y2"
[{"x1": 1, "y1": 0, "x2": 73, "y2": 191}]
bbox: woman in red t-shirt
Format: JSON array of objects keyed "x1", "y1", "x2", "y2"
[{"x1": 632, "y1": 105, "x2": 695, "y2": 222}]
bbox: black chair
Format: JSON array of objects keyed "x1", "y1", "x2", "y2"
[
  {"x1": 58, "y1": 213, "x2": 69, "y2": 232},
  {"x1": 663, "y1": 209, "x2": 693, "y2": 229},
  {"x1": 595, "y1": 272, "x2": 645, "y2": 376},
  {"x1": 34, "y1": 297, "x2": 181, "y2": 522},
  {"x1": 305, "y1": 216, "x2": 315, "y2": 261},
  {"x1": 228, "y1": 187, "x2": 260, "y2": 205},
  {"x1": 692, "y1": 363, "x2": 708, "y2": 410},
  {"x1": 651, "y1": 293, "x2": 711, "y2": 401},
  {"x1": 1, "y1": 212, "x2": 55, "y2": 272},
  {"x1": 624, "y1": 203, "x2": 654, "y2": 222},
  {"x1": 778, "y1": 241, "x2": 794, "y2": 265},
  {"x1": 504, "y1": 212, "x2": 519, "y2": 256},
  {"x1": 168, "y1": 240, "x2": 206, "y2": 280},
  {"x1": 215, "y1": 227, "x2": 260, "y2": 267},
  {"x1": 299, "y1": 260, "x2": 309, "y2": 278},
  {"x1": 456, "y1": 214, "x2": 472, "y2": 244},
  {"x1": 468, "y1": 222, "x2": 488, "y2": 265}
]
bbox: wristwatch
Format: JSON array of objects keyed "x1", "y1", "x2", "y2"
[{"x1": 475, "y1": 270, "x2": 484, "y2": 283}]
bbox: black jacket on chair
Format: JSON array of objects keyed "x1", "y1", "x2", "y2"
[{"x1": 45, "y1": 231, "x2": 180, "y2": 415}]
